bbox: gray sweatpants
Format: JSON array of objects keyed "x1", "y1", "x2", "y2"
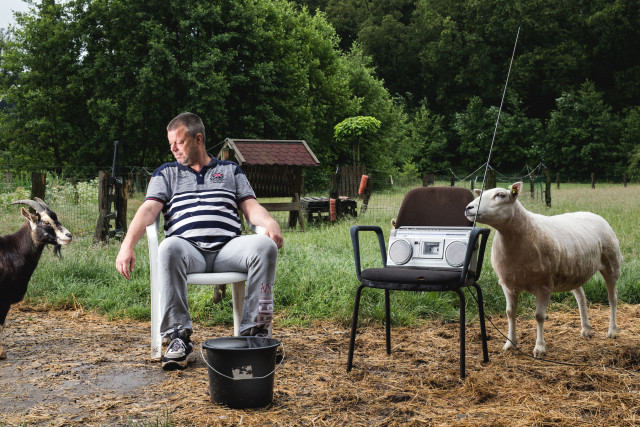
[{"x1": 157, "y1": 234, "x2": 277, "y2": 337}]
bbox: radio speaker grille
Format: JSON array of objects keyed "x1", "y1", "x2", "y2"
[
  {"x1": 388, "y1": 239, "x2": 412, "y2": 265},
  {"x1": 445, "y1": 241, "x2": 467, "y2": 267}
]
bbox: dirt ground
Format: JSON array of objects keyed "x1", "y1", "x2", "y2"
[{"x1": 1, "y1": 302, "x2": 639, "y2": 426}]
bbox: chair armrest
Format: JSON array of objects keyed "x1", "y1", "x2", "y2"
[
  {"x1": 146, "y1": 214, "x2": 161, "y2": 270},
  {"x1": 350, "y1": 225, "x2": 387, "y2": 281},
  {"x1": 459, "y1": 227, "x2": 491, "y2": 283}
]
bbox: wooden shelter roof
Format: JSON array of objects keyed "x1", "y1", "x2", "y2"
[{"x1": 219, "y1": 138, "x2": 320, "y2": 167}]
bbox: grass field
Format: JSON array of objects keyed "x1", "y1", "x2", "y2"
[{"x1": 2, "y1": 180, "x2": 638, "y2": 330}]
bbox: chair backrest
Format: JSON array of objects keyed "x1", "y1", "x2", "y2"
[{"x1": 394, "y1": 186, "x2": 474, "y2": 228}]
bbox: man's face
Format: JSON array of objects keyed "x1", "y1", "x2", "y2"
[{"x1": 168, "y1": 125, "x2": 200, "y2": 167}]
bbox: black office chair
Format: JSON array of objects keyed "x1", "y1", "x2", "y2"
[{"x1": 347, "y1": 186, "x2": 490, "y2": 379}]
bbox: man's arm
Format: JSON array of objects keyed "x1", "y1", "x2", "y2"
[
  {"x1": 115, "y1": 199, "x2": 164, "y2": 279},
  {"x1": 239, "y1": 198, "x2": 283, "y2": 249}
]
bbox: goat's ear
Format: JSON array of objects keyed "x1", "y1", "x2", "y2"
[
  {"x1": 21, "y1": 207, "x2": 39, "y2": 224},
  {"x1": 473, "y1": 189, "x2": 482, "y2": 197}
]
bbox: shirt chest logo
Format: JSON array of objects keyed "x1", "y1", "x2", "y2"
[{"x1": 211, "y1": 172, "x2": 224, "y2": 183}]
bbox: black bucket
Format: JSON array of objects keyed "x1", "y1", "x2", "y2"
[{"x1": 201, "y1": 336, "x2": 283, "y2": 408}]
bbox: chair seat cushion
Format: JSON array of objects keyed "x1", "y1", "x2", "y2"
[{"x1": 360, "y1": 267, "x2": 464, "y2": 291}]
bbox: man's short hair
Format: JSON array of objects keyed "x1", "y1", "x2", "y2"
[{"x1": 167, "y1": 112, "x2": 206, "y2": 144}]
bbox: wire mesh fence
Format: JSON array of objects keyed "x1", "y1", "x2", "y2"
[{"x1": 0, "y1": 165, "x2": 554, "y2": 237}]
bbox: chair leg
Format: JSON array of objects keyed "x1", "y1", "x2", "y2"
[
  {"x1": 347, "y1": 284, "x2": 365, "y2": 372},
  {"x1": 384, "y1": 289, "x2": 391, "y2": 355},
  {"x1": 473, "y1": 283, "x2": 490, "y2": 363},
  {"x1": 231, "y1": 281, "x2": 246, "y2": 336},
  {"x1": 456, "y1": 288, "x2": 466, "y2": 379}
]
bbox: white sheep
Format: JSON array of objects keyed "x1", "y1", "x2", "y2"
[{"x1": 464, "y1": 182, "x2": 621, "y2": 357}]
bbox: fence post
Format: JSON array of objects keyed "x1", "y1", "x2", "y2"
[
  {"x1": 529, "y1": 175, "x2": 535, "y2": 198},
  {"x1": 623, "y1": 173, "x2": 628, "y2": 188},
  {"x1": 484, "y1": 170, "x2": 496, "y2": 189},
  {"x1": 30, "y1": 172, "x2": 46, "y2": 204},
  {"x1": 556, "y1": 173, "x2": 560, "y2": 189},
  {"x1": 94, "y1": 171, "x2": 109, "y2": 243},
  {"x1": 544, "y1": 169, "x2": 552, "y2": 207},
  {"x1": 591, "y1": 173, "x2": 595, "y2": 189},
  {"x1": 450, "y1": 171, "x2": 455, "y2": 187}
]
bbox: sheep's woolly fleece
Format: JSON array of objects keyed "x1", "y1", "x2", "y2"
[{"x1": 1, "y1": 302, "x2": 639, "y2": 426}]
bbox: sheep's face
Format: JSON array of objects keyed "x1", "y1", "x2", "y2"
[
  {"x1": 465, "y1": 182, "x2": 523, "y2": 227},
  {"x1": 22, "y1": 208, "x2": 72, "y2": 257}
]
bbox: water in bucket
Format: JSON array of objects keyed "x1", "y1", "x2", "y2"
[{"x1": 202, "y1": 336, "x2": 283, "y2": 408}]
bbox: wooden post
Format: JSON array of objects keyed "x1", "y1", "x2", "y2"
[
  {"x1": 94, "y1": 171, "x2": 109, "y2": 243},
  {"x1": 556, "y1": 173, "x2": 560, "y2": 189},
  {"x1": 484, "y1": 170, "x2": 496, "y2": 190},
  {"x1": 591, "y1": 173, "x2": 595, "y2": 189},
  {"x1": 470, "y1": 179, "x2": 474, "y2": 191},
  {"x1": 70, "y1": 177, "x2": 79, "y2": 204},
  {"x1": 450, "y1": 171, "x2": 455, "y2": 187},
  {"x1": 529, "y1": 176, "x2": 535, "y2": 198},
  {"x1": 30, "y1": 172, "x2": 46, "y2": 203},
  {"x1": 544, "y1": 169, "x2": 552, "y2": 207},
  {"x1": 623, "y1": 173, "x2": 628, "y2": 188},
  {"x1": 116, "y1": 179, "x2": 128, "y2": 234},
  {"x1": 422, "y1": 173, "x2": 435, "y2": 187}
]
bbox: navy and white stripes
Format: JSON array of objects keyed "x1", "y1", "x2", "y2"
[{"x1": 146, "y1": 156, "x2": 256, "y2": 250}]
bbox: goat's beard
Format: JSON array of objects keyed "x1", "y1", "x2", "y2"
[{"x1": 52, "y1": 244, "x2": 63, "y2": 259}]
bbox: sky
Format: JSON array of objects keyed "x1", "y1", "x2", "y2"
[{"x1": 1, "y1": 0, "x2": 31, "y2": 30}]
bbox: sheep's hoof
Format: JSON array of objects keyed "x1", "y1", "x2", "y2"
[
  {"x1": 533, "y1": 345, "x2": 546, "y2": 358},
  {"x1": 608, "y1": 326, "x2": 619, "y2": 339},
  {"x1": 502, "y1": 341, "x2": 517, "y2": 352},
  {"x1": 0, "y1": 349, "x2": 5, "y2": 360},
  {"x1": 581, "y1": 327, "x2": 593, "y2": 338}
]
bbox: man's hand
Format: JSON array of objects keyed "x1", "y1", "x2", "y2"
[
  {"x1": 240, "y1": 198, "x2": 283, "y2": 249},
  {"x1": 263, "y1": 220, "x2": 283, "y2": 249},
  {"x1": 115, "y1": 247, "x2": 136, "y2": 279},
  {"x1": 114, "y1": 199, "x2": 163, "y2": 280}
]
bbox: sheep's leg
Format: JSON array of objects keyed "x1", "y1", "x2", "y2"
[
  {"x1": 502, "y1": 285, "x2": 519, "y2": 352},
  {"x1": 533, "y1": 293, "x2": 551, "y2": 357},
  {"x1": 572, "y1": 287, "x2": 592, "y2": 338},
  {"x1": 601, "y1": 271, "x2": 619, "y2": 338}
]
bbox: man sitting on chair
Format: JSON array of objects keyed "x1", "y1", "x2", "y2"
[{"x1": 115, "y1": 112, "x2": 283, "y2": 370}]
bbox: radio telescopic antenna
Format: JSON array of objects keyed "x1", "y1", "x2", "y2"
[{"x1": 474, "y1": 27, "x2": 520, "y2": 228}]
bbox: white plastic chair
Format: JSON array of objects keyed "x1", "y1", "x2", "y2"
[{"x1": 146, "y1": 214, "x2": 263, "y2": 359}]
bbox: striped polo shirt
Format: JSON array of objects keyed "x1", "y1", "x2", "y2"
[{"x1": 146, "y1": 155, "x2": 256, "y2": 250}]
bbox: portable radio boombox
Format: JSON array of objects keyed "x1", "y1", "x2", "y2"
[{"x1": 387, "y1": 226, "x2": 477, "y2": 271}]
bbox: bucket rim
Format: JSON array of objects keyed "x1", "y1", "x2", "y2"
[
  {"x1": 202, "y1": 336, "x2": 281, "y2": 350},
  {"x1": 200, "y1": 341, "x2": 285, "y2": 381}
]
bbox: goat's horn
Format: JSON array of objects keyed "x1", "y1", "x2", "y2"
[
  {"x1": 11, "y1": 199, "x2": 45, "y2": 212},
  {"x1": 34, "y1": 197, "x2": 50, "y2": 210}
]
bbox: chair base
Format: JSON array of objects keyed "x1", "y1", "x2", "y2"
[{"x1": 346, "y1": 283, "x2": 489, "y2": 379}]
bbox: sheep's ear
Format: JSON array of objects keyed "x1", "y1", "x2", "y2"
[
  {"x1": 21, "y1": 207, "x2": 39, "y2": 224},
  {"x1": 473, "y1": 189, "x2": 482, "y2": 197},
  {"x1": 509, "y1": 182, "x2": 523, "y2": 198}
]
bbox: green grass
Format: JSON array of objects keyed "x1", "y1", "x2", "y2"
[{"x1": 4, "y1": 181, "x2": 640, "y2": 329}]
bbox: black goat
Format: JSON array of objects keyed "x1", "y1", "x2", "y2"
[{"x1": 0, "y1": 198, "x2": 72, "y2": 359}]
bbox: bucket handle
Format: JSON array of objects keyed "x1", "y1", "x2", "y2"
[{"x1": 200, "y1": 341, "x2": 285, "y2": 381}]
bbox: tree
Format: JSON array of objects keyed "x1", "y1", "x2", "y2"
[
  {"x1": 0, "y1": 0, "x2": 83, "y2": 169},
  {"x1": 334, "y1": 115, "x2": 381, "y2": 166},
  {"x1": 545, "y1": 81, "x2": 622, "y2": 180}
]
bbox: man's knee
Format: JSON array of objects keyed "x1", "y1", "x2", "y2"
[
  {"x1": 255, "y1": 234, "x2": 278, "y2": 261},
  {"x1": 158, "y1": 237, "x2": 188, "y2": 264}
]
